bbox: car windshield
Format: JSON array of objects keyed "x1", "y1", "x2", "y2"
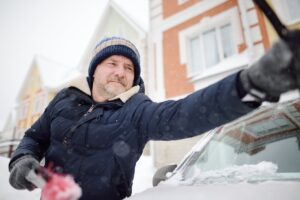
[{"x1": 180, "y1": 99, "x2": 300, "y2": 184}]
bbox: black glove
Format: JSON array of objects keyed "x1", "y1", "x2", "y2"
[
  {"x1": 240, "y1": 31, "x2": 300, "y2": 102},
  {"x1": 9, "y1": 155, "x2": 40, "y2": 190}
]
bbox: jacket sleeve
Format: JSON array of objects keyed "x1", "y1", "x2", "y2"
[
  {"x1": 135, "y1": 72, "x2": 257, "y2": 141},
  {"x1": 9, "y1": 89, "x2": 67, "y2": 167}
]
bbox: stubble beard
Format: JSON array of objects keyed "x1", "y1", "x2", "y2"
[{"x1": 97, "y1": 82, "x2": 126, "y2": 100}]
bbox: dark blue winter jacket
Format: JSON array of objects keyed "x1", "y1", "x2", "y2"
[{"x1": 10, "y1": 73, "x2": 255, "y2": 200}]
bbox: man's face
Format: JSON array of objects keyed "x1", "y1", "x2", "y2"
[{"x1": 92, "y1": 55, "x2": 135, "y2": 101}]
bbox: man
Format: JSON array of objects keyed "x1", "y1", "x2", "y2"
[{"x1": 9, "y1": 35, "x2": 300, "y2": 199}]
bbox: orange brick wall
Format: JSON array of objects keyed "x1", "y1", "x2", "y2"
[{"x1": 163, "y1": 31, "x2": 194, "y2": 98}]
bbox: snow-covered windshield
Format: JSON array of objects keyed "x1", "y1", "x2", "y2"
[{"x1": 180, "y1": 100, "x2": 300, "y2": 184}]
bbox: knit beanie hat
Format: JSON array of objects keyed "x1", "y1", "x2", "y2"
[{"x1": 87, "y1": 36, "x2": 141, "y2": 89}]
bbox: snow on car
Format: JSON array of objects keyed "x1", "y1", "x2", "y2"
[{"x1": 127, "y1": 98, "x2": 300, "y2": 200}]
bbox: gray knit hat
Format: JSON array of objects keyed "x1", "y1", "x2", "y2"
[{"x1": 87, "y1": 36, "x2": 141, "y2": 88}]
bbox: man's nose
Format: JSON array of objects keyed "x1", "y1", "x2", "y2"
[{"x1": 114, "y1": 65, "x2": 126, "y2": 77}]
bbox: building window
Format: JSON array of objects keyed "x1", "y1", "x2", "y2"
[
  {"x1": 33, "y1": 93, "x2": 46, "y2": 114},
  {"x1": 190, "y1": 36, "x2": 202, "y2": 74},
  {"x1": 189, "y1": 23, "x2": 235, "y2": 75},
  {"x1": 16, "y1": 101, "x2": 29, "y2": 120},
  {"x1": 203, "y1": 29, "x2": 219, "y2": 67},
  {"x1": 273, "y1": 0, "x2": 300, "y2": 24},
  {"x1": 179, "y1": 7, "x2": 243, "y2": 79},
  {"x1": 220, "y1": 24, "x2": 235, "y2": 58}
]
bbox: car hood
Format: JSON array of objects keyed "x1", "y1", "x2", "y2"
[{"x1": 127, "y1": 181, "x2": 300, "y2": 200}]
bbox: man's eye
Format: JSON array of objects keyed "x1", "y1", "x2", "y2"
[
  {"x1": 126, "y1": 66, "x2": 134, "y2": 71},
  {"x1": 108, "y1": 62, "x2": 116, "y2": 66}
]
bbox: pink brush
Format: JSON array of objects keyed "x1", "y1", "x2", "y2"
[{"x1": 26, "y1": 166, "x2": 82, "y2": 200}]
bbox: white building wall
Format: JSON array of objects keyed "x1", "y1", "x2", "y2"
[{"x1": 148, "y1": 0, "x2": 165, "y2": 101}]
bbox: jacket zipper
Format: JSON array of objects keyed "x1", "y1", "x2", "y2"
[
  {"x1": 84, "y1": 104, "x2": 95, "y2": 116},
  {"x1": 63, "y1": 104, "x2": 95, "y2": 146}
]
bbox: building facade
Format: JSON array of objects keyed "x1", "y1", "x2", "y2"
[{"x1": 147, "y1": 0, "x2": 300, "y2": 168}]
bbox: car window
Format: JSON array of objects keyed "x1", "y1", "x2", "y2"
[{"x1": 181, "y1": 100, "x2": 300, "y2": 183}]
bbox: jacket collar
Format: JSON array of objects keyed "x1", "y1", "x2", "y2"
[{"x1": 66, "y1": 75, "x2": 140, "y2": 103}]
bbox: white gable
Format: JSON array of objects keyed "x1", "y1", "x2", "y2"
[
  {"x1": 17, "y1": 55, "x2": 81, "y2": 102},
  {"x1": 35, "y1": 56, "x2": 81, "y2": 90},
  {"x1": 78, "y1": 0, "x2": 147, "y2": 75}
]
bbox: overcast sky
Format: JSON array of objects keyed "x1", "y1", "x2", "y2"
[{"x1": 0, "y1": 0, "x2": 149, "y2": 131}]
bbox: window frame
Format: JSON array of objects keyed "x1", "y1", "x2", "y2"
[
  {"x1": 186, "y1": 22, "x2": 237, "y2": 77},
  {"x1": 178, "y1": 7, "x2": 243, "y2": 79}
]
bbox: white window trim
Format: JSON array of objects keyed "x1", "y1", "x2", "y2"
[
  {"x1": 272, "y1": 0, "x2": 300, "y2": 25},
  {"x1": 179, "y1": 7, "x2": 243, "y2": 79},
  {"x1": 190, "y1": 51, "x2": 249, "y2": 83},
  {"x1": 177, "y1": 0, "x2": 188, "y2": 5},
  {"x1": 162, "y1": 0, "x2": 227, "y2": 31}
]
